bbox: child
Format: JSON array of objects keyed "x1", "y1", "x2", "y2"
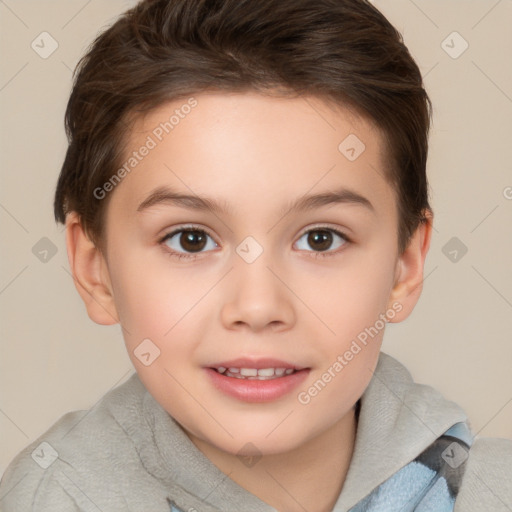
[{"x1": 1, "y1": 0, "x2": 511, "y2": 510}]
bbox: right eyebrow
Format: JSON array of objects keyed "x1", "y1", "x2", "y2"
[{"x1": 137, "y1": 186, "x2": 234, "y2": 216}]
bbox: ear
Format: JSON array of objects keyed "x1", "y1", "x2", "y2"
[
  {"x1": 386, "y1": 209, "x2": 433, "y2": 323},
  {"x1": 65, "y1": 212, "x2": 119, "y2": 325}
]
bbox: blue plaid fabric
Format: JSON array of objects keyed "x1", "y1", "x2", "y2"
[{"x1": 348, "y1": 423, "x2": 473, "y2": 512}]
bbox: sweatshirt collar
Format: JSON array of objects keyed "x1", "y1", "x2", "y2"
[{"x1": 332, "y1": 352, "x2": 468, "y2": 510}]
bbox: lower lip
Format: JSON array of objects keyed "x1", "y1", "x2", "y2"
[{"x1": 205, "y1": 368, "x2": 310, "y2": 403}]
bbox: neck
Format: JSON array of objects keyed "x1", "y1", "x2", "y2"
[{"x1": 188, "y1": 406, "x2": 358, "y2": 512}]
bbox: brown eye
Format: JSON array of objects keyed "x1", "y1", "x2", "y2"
[
  {"x1": 162, "y1": 228, "x2": 217, "y2": 255},
  {"x1": 295, "y1": 228, "x2": 348, "y2": 254},
  {"x1": 307, "y1": 230, "x2": 333, "y2": 252},
  {"x1": 180, "y1": 230, "x2": 208, "y2": 252}
]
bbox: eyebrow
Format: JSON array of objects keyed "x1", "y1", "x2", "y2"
[{"x1": 136, "y1": 185, "x2": 375, "y2": 217}]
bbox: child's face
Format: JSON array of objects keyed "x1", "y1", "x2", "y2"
[{"x1": 97, "y1": 91, "x2": 410, "y2": 456}]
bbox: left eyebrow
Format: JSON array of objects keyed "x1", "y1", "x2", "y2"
[
  {"x1": 136, "y1": 185, "x2": 375, "y2": 216},
  {"x1": 281, "y1": 187, "x2": 375, "y2": 217}
]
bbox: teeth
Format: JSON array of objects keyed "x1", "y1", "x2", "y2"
[
  {"x1": 257, "y1": 368, "x2": 275, "y2": 377},
  {"x1": 215, "y1": 366, "x2": 298, "y2": 380},
  {"x1": 240, "y1": 368, "x2": 258, "y2": 377}
]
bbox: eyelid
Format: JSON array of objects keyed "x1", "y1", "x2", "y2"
[
  {"x1": 297, "y1": 223, "x2": 352, "y2": 244},
  {"x1": 158, "y1": 224, "x2": 219, "y2": 245}
]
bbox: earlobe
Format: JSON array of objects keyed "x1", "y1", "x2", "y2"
[
  {"x1": 387, "y1": 210, "x2": 433, "y2": 323},
  {"x1": 65, "y1": 212, "x2": 119, "y2": 326}
]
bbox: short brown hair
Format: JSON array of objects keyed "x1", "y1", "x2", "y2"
[{"x1": 54, "y1": 0, "x2": 432, "y2": 254}]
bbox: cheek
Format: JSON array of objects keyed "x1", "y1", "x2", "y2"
[
  {"x1": 109, "y1": 272, "x2": 168, "y2": 342},
  {"x1": 107, "y1": 254, "x2": 204, "y2": 402},
  {"x1": 106, "y1": 248, "x2": 177, "y2": 344},
  {"x1": 107, "y1": 247, "x2": 217, "y2": 362},
  {"x1": 300, "y1": 245, "x2": 396, "y2": 344}
]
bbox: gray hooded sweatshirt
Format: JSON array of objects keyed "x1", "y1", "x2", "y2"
[{"x1": 1, "y1": 352, "x2": 511, "y2": 511}]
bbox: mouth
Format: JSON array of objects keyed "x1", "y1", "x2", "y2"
[
  {"x1": 205, "y1": 358, "x2": 310, "y2": 402},
  {"x1": 207, "y1": 357, "x2": 308, "y2": 380},
  {"x1": 212, "y1": 366, "x2": 299, "y2": 380}
]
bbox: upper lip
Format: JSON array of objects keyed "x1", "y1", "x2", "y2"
[{"x1": 207, "y1": 357, "x2": 308, "y2": 370}]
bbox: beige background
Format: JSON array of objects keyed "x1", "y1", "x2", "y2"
[{"x1": 1, "y1": 0, "x2": 511, "y2": 476}]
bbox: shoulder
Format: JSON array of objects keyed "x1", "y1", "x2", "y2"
[
  {"x1": 455, "y1": 436, "x2": 512, "y2": 511},
  {"x1": 366, "y1": 354, "x2": 512, "y2": 510},
  {"x1": 0, "y1": 373, "x2": 152, "y2": 511}
]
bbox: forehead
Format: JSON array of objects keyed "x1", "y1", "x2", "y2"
[{"x1": 113, "y1": 91, "x2": 395, "y2": 221}]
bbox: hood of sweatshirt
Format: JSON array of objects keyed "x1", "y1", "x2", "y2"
[
  {"x1": 0, "y1": 352, "x2": 472, "y2": 512},
  {"x1": 332, "y1": 352, "x2": 470, "y2": 511}
]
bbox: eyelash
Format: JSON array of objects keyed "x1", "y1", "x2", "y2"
[{"x1": 158, "y1": 225, "x2": 351, "y2": 261}]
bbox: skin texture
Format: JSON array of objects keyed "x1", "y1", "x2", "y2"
[{"x1": 66, "y1": 91, "x2": 432, "y2": 512}]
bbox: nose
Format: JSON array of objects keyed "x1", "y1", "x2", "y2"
[{"x1": 220, "y1": 254, "x2": 296, "y2": 333}]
